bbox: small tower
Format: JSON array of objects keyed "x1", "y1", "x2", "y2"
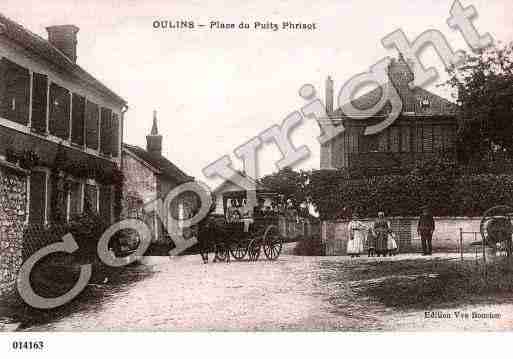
[{"x1": 146, "y1": 110, "x2": 162, "y2": 155}]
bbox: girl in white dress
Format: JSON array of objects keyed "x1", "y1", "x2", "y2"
[{"x1": 347, "y1": 212, "x2": 367, "y2": 258}]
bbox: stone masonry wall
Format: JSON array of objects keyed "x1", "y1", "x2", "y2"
[
  {"x1": 121, "y1": 152, "x2": 158, "y2": 242},
  {"x1": 122, "y1": 153, "x2": 157, "y2": 207},
  {"x1": 0, "y1": 163, "x2": 27, "y2": 296}
]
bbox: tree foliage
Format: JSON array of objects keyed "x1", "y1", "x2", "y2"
[
  {"x1": 446, "y1": 42, "x2": 513, "y2": 163},
  {"x1": 259, "y1": 167, "x2": 310, "y2": 209}
]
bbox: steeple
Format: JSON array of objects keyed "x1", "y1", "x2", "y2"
[
  {"x1": 146, "y1": 109, "x2": 163, "y2": 155},
  {"x1": 151, "y1": 110, "x2": 159, "y2": 135}
]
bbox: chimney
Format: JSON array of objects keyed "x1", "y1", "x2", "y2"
[
  {"x1": 146, "y1": 110, "x2": 163, "y2": 156},
  {"x1": 46, "y1": 25, "x2": 79, "y2": 63},
  {"x1": 326, "y1": 76, "x2": 334, "y2": 115}
]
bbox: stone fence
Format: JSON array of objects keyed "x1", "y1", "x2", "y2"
[{"x1": 321, "y1": 216, "x2": 482, "y2": 256}]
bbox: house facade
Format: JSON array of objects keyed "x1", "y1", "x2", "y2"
[
  {"x1": 122, "y1": 111, "x2": 195, "y2": 244},
  {"x1": 321, "y1": 54, "x2": 459, "y2": 174},
  {"x1": 0, "y1": 13, "x2": 126, "y2": 290}
]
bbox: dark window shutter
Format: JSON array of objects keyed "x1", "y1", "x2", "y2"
[
  {"x1": 111, "y1": 113, "x2": 119, "y2": 157},
  {"x1": 423, "y1": 125, "x2": 433, "y2": 152},
  {"x1": 71, "y1": 93, "x2": 85, "y2": 145},
  {"x1": 99, "y1": 185, "x2": 112, "y2": 223},
  {"x1": 100, "y1": 107, "x2": 112, "y2": 156},
  {"x1": 29, "y1": 171, "x2": 46, "y2": 225},
  {"x1": 0, "y1": 58, "x2": 30, "y2": 125},
  {"x1": 31, "y1": 73, "x2": 48, "y2": 133},
  {"x1": 85, "y1": 100, "x2": 99, "y2": 150},
  {"x1": 49, "y1": 83, "x2": 70, "y2": 139}
]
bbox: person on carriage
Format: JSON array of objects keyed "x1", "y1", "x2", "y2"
[{"x1": 372, "y1": 211, "x2": 392, "y2": 257}]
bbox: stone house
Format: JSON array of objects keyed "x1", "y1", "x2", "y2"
[
  {"x1": 122, "y1": 111, "x2": 195, "y2": 244},
  {"x1": 0, "y1": 13, "x2": 126, "y2": 291},
  {"x1": 321, "y1": 54, "x2": 459, "y2": 174}
]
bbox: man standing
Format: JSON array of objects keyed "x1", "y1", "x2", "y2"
[{"x1": 418, "y1": 207, "x2": 435, "y2": 255}]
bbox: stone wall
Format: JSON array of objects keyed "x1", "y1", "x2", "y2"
[
  {"x1": 0, "y1": 162, "x2": 27, "y2": 295},
  {"x1": 321, "y1": 216, "x2": 482, "y2": 256},
  {"x1": 122, "y1": 152, "x2": 157, "y2": 206}
]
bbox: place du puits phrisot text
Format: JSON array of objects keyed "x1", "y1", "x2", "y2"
[{"x1": 152, "y1": 20, "x2": 318, "y2": 31}]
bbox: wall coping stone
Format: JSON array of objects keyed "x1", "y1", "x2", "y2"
[{"x1": 324, "y1": 216, "x2": 483, "y2": 223}]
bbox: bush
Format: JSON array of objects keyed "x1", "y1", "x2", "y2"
[
  {"x1": 23, "y1": 212, "x2": 110, "y2": 262},
  {"x1": 293, "y1": 236, "x2": 324, "y2": 256},
  {"x1": 308, "y1": 158, "x2": 513, "y2": 219}
]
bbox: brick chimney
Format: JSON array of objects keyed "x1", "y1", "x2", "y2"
[
  {"x1": 326, "y1": 76, "x2": 334, "y2": 115},
  {"x1": 46, "y1": 25, "x2": 79, "y2": 63},
  {"x1": 146, "y1": 110, "x2": 163, "y2": 156}
]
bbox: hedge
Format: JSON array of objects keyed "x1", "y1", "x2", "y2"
[{"x1": 308, "y1": 160, "x2": 513, "y2": 219}]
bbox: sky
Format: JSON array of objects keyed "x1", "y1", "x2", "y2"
[{"x1": 1, "y1": 0, "x2": 512, "y2": 188}]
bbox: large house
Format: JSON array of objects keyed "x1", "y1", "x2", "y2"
[
  {"x1": 122, "y1": 111, "x2": 195, "y2": 244},
  {"x1": 321, "y1": 54, "x2": 459, "y2": 174},
  {"x1": 0, "y1": 13, "x2": 126, "y2": 287}
]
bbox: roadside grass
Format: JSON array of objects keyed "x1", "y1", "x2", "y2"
[{"x1": 320, "y1": 256, "x2": 513, "y2": 311}]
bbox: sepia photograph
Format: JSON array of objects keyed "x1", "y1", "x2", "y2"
[{"x1": 1, "y1": 0, "x2": 513, "y2": 354}]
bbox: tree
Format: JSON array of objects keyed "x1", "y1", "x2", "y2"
[
  {"x1": 446, "y1": 42, "x2": 513, "y2": 163},
  {"x1": 259, "y1": 167, "x2": 310, "y2": 210}
]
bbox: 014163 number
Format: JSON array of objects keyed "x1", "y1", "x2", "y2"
[{"x1": 11, "y1": 341, "x2": 44, "y2": 350}]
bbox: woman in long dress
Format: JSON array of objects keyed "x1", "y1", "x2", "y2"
[
  {"x1": 373, "y1": 211, "x2": 391, "y2": 257},
  {"x1": 347, "y1": 212, "x2": 367, "y2": 258}
]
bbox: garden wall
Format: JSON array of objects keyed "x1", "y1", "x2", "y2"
[{"x1": 321, "y1": 216, "x2": 482, "y2": 256}]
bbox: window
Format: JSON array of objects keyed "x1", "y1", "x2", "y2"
[
  {"x1": 84, "y1": 184, "x2": 99, "y2": 213},
  {"x1": 111, "y1": 113, "x2": 120, "y2": 157},
  {"x1": 100, "y1": 107, "x2": 112, "y2": 156},
  {"x1": 389, "y1": 127, "x2": 400, "y2": 153},
  {"x1": 378, "y1": 129, "x2": 388, "y2": 152},
  {"x1": 85, "y1": 100, "x2": 99, "y2": 150},
  {"x1": 29, "y1": 171, "x2": 47, "y2": 225},
  {"x1": 0, "y1": 58, "x2": 30, "y2": 125},
  {"x1": 99, "y1": 185, "x2": 112, "y2": 223},
  {"x1": 71, "y1": 93, "x2": 86, "y2": 146},
  {"x1": 443, "y1": 126, "x2": 455, "y2": 151},
  {"x1": 401, "y1": 126, "x2": 410, "y2": 152},
  {"x1": 415, "y1": 126, "x2": 423, "y2": 153},
  {"x1": 434, "y1": 125, "x2": 443, "y2": 151},
  {"x1": 363, "y1": 134, "x2": 378, "y2": 152},
  {"x1": 31, "y1": 73, "x2": 48, "y2": 133},
  {"x1": 69, "y1": 181, "x2": 83, "y2": 219},
  {"x1": 49, "y1": 83, "x2": 70, "y2": 139}
]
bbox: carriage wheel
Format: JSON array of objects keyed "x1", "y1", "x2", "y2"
[
  {"x1": 263, "y1": 225, "x2": 282, "y2": 260},
  {"x1": 229, "y1": 242, "x2": 248, "y2": 260},
  {"x1": 480, "y1": 205, "x2": 513, "y2": 256},
  {"x1": 214, "y1": 242, "x2": 230, "y2": 262},
  {"x1": 248, "y1": 239, "x2": 261, "y2": 261}
]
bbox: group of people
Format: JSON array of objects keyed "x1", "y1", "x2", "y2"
[
  {"x1": 347, "y1": 211, "x2": 397, "y2": 258},
  {"x1": 346, "y1": 207, "x2": 436, "y2": 258}
]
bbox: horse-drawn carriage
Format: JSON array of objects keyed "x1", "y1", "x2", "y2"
[{"x1": 198, "y1": 188, "x2": 310, "y2": 262}]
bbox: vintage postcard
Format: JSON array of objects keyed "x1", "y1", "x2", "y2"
[{"x1": 1, "y1": 0, "x2": 513, "y2": 348}]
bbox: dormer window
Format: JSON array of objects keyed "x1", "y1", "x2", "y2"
[{"x1": 420, "y1": 98, "x2": 431, "y2": 110}]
